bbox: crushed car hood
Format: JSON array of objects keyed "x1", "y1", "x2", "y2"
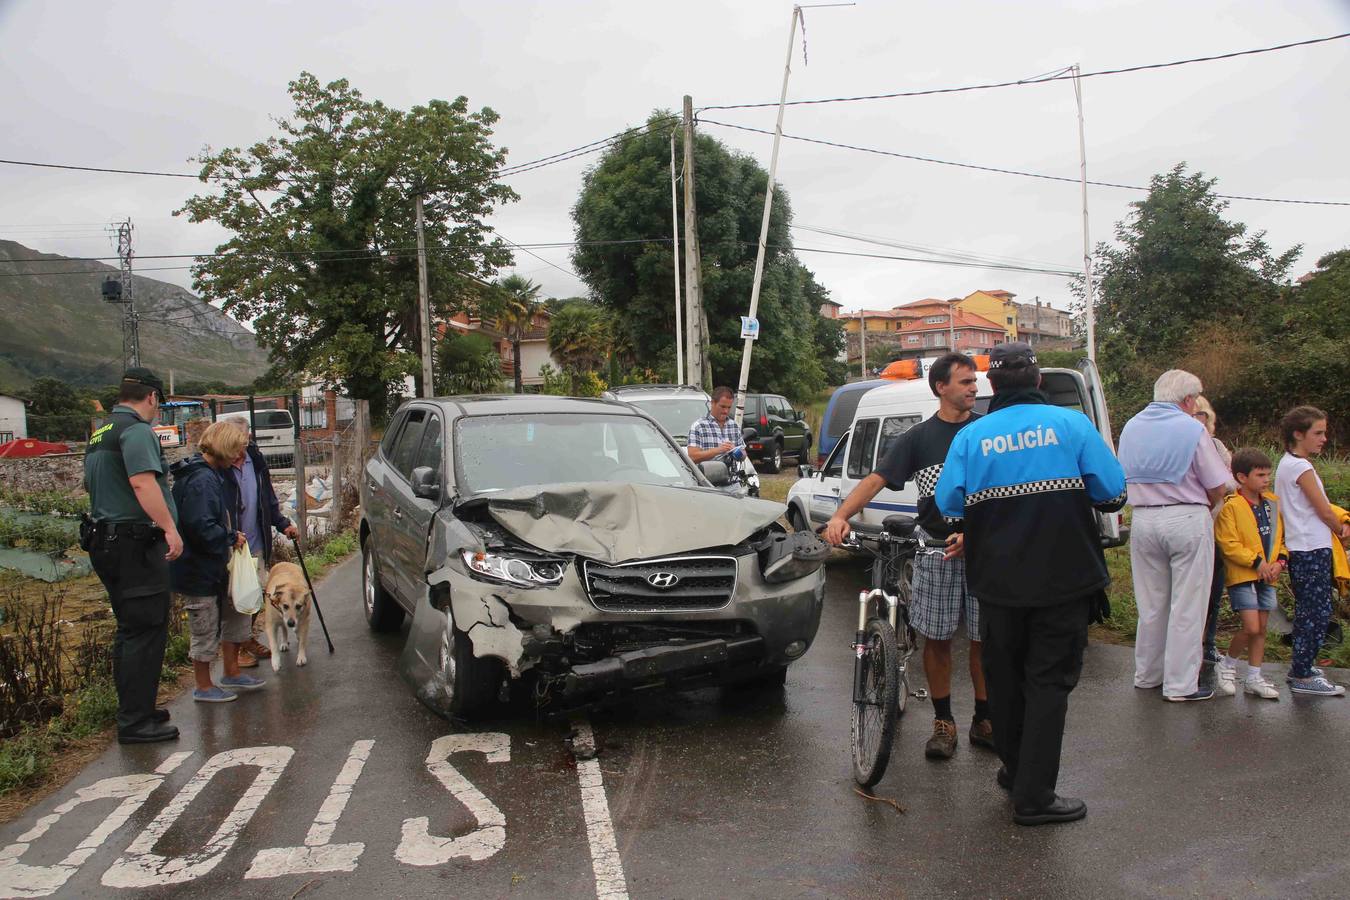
[{"x1": 480, "y1": 482, "x2": 784, "y2": 563}]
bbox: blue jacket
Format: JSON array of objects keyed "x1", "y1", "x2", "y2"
[
  {"x1": 169, "y1": 455, "x2": 241, "y2": 596},
  {"x1": 934, "y1": 391, "x2": 1126, "y2": 607},
  {"x1": 235, "y1": 442, "x2": 292, "y2": 564}
]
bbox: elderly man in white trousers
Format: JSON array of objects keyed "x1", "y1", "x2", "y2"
[{"x1": 1117, "y1": 370, "x2": 1231, "y2": 702}]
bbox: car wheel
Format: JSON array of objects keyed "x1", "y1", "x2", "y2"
[
  {"x1": 786, "y1": 505, "x2": 808, "y2": 533},
  {"x1": 362, "y1": 538, "x2": 405, "y2": 632},
  {"x1": 437, "y1": 616, "x2": 502, "y2": 718},
  {"x1": 798, "y1": 435, "x2": 812, "y2": 463},
  {"x1": 761, "y1": 441, "x2": 782, "y2": 474}
]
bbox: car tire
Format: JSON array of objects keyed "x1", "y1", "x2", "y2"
[
  {"x1": 438, "y1": 616, "x2": 502, "y2": 718},
  {"x1": 761, "y1": 441, "x2": 783, "y2": 474},
  {"x1": 787, "y1": 505, "x2": 808, "y2": 533},
  {"x1": 797, "y1": 435, "x2": 812, "y2": 463},
  {"x1": 362, "y1": 538, "x2": 405, "y2": 632}
]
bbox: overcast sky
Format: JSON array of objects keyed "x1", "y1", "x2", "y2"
[{"x1": 2, "y1": 0, "x2": 1347, "y2": 325}]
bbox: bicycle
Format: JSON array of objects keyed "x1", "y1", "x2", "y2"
[{"x1": 842, "y1": 514, "x2": 948, "y2": 788}]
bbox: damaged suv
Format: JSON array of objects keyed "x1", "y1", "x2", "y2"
[{"x1": 360, "y1": 395, "x2": 828, "y2": 718}]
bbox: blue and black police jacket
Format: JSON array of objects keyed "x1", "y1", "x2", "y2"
[{"x1": 934, "y1": 394, "x2": 1126, "y2": 607}]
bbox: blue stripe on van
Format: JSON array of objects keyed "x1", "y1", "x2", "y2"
[{"x1": 866, "y1": 501, "x2": 919, "y2": 513}]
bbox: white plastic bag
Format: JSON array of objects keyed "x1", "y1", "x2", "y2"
[{"x1": 229, "y1": 544, "x2": 263, "y2": 615}]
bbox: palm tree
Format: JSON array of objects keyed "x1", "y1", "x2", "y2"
[
  {"x1": 547, "y1": 301, "x2": 612, "y2": 376},
  {"x1": 494, "y1": 275, "x2": 543, "y2": 394}
]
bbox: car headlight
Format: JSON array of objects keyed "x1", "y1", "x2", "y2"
[{"x1": 461, "y1": 550, "x2": 566, "y2": 587}]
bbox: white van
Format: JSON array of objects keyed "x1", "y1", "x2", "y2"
[
  {"x1": 216, "y1": 408, "x2": 296, "y2": 474},
  {"x1": 786, "y1": 360, "x2": 1126, "y2": 547}
]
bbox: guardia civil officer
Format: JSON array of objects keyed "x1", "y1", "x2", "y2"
[
  {"x1": 934, "y1": 343, "x2": 1125, "y2": 826},
  {"x1": 83, "y1": 368, "x2": 185, "y2": 744}
]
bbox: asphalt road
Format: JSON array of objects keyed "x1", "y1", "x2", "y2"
[{"x1": 4, "y1": 553, "x2": 1350, "y2": 899}]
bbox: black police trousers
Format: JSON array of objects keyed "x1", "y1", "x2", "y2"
[
  {"x1": 89, "y1": 530, "x2": 171, "y2": 734},
  {"x1": 978, "y1": 594, "x2": 1090, "y2": 810}
]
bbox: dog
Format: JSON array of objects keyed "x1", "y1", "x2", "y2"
[{"x1": 263, "y1": 562, "x2": 312, "y2": 671}]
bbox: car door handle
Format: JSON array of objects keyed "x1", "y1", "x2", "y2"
[{"x1": 392, "y1": 507, "x2": 403, "y2": 520}]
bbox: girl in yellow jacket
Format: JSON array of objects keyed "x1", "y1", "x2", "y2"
[{"x1": 1214, "y1": 449, "x2": 1287, "y2": 700}]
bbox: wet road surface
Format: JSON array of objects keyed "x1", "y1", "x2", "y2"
[{"x1": 4, "y1": 553, "x2": 1350, "y2": 898}]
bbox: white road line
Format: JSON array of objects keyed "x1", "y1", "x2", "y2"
[
  {"x1": 244, "y1": 739, "x2": 375, "y2": 879},
  {"x1": 102, "y1": 746, "x2": 294, "y2": 889},
  {"x1": 396, "y1": 732, "x2": 510, "y2": 866},
  {"x1": 0, "y1": 752, "x2": 193, "y2": 899},
  {"x1": 573, "y1": 721, "x2": 630, "y2": 900}
]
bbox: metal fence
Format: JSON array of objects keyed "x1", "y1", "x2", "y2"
[{"x1": 276, "y1": 400, "x2": 371, "y2": 551}]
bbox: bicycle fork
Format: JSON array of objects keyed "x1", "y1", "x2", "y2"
[{"x1": 852, "y1": 588, "x2": 896, "y2": 704}]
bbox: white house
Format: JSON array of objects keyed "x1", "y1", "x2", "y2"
[{"x1": 0, "y1": 395, "x2": 27, "y2": 443}]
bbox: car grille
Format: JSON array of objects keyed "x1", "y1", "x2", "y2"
[{"x1": 583, "y1": 555, "x2": 737, "y2": 612}]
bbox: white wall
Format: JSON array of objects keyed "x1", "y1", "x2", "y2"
[
  {"x1": 518, "y1": 340, "x2": 562, "y2": 387},
  {"x1": 0, "y1": 396, "x2": 27, "y2": 441}
]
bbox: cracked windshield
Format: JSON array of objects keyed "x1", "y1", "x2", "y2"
[{"x1": 455, "y1": 413, "x2": 700, "y2": 493}]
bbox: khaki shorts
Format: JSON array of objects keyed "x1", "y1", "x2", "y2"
[{"x1": 180, "y1": 591, "x2": 252, "y2": 662}]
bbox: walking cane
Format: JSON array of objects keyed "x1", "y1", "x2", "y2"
[{"x1": 290, "y1": 535, "x2": 336, "y2": 654}]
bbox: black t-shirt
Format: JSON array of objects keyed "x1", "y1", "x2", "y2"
[{"x1": 874, "y1": 412, "x2": 980, "y2": 539}]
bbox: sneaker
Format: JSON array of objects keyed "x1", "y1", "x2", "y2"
[
  {"x1": 924, "y1": 719, "x2": 958, "y2": 759},
  {"x1": 1165, "y1": 688, "x2": 1215, "y2": 702},
  {"x1": 237, "y1": 650, "x2": 259, "y2": 668},
  {"x1": 242, "y1": 638, "x2": 272, "y2": 659},
  {"x1": 220, "y1": 673, "x2": 266, "y2": 692},
  {"x1": 1214, "y1": 660, "x2": 1237, "y2": 696},
  {"x1": 969, "y1": 717, "x2": 996, "y2": 750},
  {"x1": 193, "y1": 686, "x2": 237, "y2": 703},
  {"x1": 1244, "y1": 677, "x2": 1280, "y2": 700},
  {"x1": 1287, "y1": 676, "x2": 1346, "y2": 697}
]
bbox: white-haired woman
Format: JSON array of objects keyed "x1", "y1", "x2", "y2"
[{"x1": 1117, "y1": 370, "x2": 1233, "y2": 702}]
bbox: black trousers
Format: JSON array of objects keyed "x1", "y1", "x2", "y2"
[
  {"x1": 90, "y1": 531, "x2": 171, "y2": 733},
  {"x1": 978, "y1": 595, "x2": 1090, "y2": 809}
]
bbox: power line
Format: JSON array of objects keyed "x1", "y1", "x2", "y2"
[
  {"x1": 788, "y1": 244, "x2": 1078, "y2": 277},
  {"x1": 792, "y1": 223, "x2": 1076, "y2": 271},
  {"x1": 699, "y1": 119, "x2": 1350, "y2": 206},
  {"x1": 699, "y1": 32, "x2": 1350, "y2": 111}
]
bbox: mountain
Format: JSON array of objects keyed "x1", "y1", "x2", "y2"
[{"x1": 0, "y1": 240, "x2": 271, "y2": 389}]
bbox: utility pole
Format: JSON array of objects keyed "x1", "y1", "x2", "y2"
[
  {"x1": 948, "y1": 301, "x2": 956, "y2": 352},
  {"x1": 858, "y1": 309, "x2": 867, "y2": 378},
  {"x1": 414, "y1": 193, "x2": 434, "y2": 397},
  {"x1": 103, "y1": 219, "x2": 140, "y2": 370},
  {"x1": 1072, "y1": 65, "x2": 1096, "y2": 361},
  {"x1": 733, "y1": 5, "x2": 800, "y2": 427},
  {"x1": 670, "y1": 131, "x2": 684, "y2": 385},
  {"x1": 681, "y1": 96, "x2": 705, "y2": 388}
]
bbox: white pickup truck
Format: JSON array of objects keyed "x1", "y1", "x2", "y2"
[{"x1": 787, "y1": 361, "x2": 1127, "y2": 547}]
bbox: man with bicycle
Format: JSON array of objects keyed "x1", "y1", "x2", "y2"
[
  {"x1": 825, "y1": 352, "x2": 992, "y2": 762},
  {"x1": 934, "y1": 342, "x2": 1125, "y2": 826}
]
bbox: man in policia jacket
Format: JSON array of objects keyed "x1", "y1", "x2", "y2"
[
  {"x1": 83, "y1": 368, "x2": 185, "y2": 745},
  {"x1": 934, "y1": 342, "x2": 1126, "y2": 826}
]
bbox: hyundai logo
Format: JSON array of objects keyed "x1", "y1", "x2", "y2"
[{"x1": 647, "y1": 572, "x2": 680, "y2": 589}]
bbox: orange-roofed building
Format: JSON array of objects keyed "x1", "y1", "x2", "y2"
[
  {"x1": 888, "y1": 308, "x2": 1006, "y2": 361},
  {"x1": 958, "y1": 289, "x2": 1018, "y2": 340}
]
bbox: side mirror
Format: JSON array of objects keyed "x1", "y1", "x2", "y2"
[
  {"x1": 411, "y1": 466, "x2": 441, "y2": 501},
  {"x1": 793, "y1": 410, "x2": 804, "y2": 422},
  {"x1": 797, "y1": 464, "x2": 816, "y2": 479},
  {"x1": 699, "y1": 460, "x2": 732, "y2": 486},
  {"x1": 882, "y1": 514, "x2": 917, "y2": 538}
]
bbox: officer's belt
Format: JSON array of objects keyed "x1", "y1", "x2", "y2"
[{"x1": 91, "y1": 521, "x2": 164, "y2": 540}]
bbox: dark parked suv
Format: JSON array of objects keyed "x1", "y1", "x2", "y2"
[
  {"x1": 742, "y1": 393, "x2": 812, "y2": 474},
  {"x1": 359, "y1": 395, "x2": 828, "y2": 719}
]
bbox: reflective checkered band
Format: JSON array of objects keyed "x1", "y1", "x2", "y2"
[
  {"x1": 1098, "y1": 489, "x2": 1128, "y2": 509},
  {"x1": 913, "y1": 462, "x2": 943, "y2": 498},
  {"x1": 965, "y1": 476, "x2": 1086, "y2": 507}
]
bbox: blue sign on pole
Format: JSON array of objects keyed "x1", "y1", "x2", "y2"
[{"x1": 740, "y1": 316, "x2": 760, "y2": 340}]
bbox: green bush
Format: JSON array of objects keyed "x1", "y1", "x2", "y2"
[
  {"x1": 0, "y1": 729, "x2": 53, "y2": 794},
  {"x1": 0, "y1": 513, "x2": 79, "y2": 556},
  {"x1": 0, "y1": 488, "x2": 89, "y2": 519}
]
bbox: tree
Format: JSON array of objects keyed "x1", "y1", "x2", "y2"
[
  {"x1": 435, "y1": 330, "x2": 503, "y2": 396},
  {"x1": 571, "y1": 111, "x2": 832, "y2": 399},
  {"x1": 177, "y1": 72, "x2": 517, "y2": 422},
  {"x1": 1087, "y1": 163, "x2": 1299, "y2": 417},
  {"x1": 493, "y1": 275, "x2": 542, "y2": 394},
  {"x1": 547, "y1": 300, "x2": 612, "y2": 375},
  {"x1": 24, "y1": 378, "x2": 83, "y2": 416}
]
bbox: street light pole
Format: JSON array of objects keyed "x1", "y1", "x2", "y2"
[
  {"x1": 670, "y1": 131, "x2": 685, "y2": 386},
  {"x1": 1072, "y1": 65, "x2": 1096, "y2": 361}
]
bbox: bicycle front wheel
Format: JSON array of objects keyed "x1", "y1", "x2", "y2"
[{"x1": 851, "y1": 617, "x2": 900, "y2": 788}]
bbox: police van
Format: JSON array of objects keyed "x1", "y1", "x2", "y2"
[{"x1": 786, "y1": 358, "x2": 1126, "y2": 547}]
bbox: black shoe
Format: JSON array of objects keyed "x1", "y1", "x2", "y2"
[
  {"x1": 151, "y1": 708, "x2": 171, "y2": 723},
  {"x1": 996, "y1": 766, "x2": 1014, "y2": 791},
  {"x1": 1013, "y1": 796, "x2": 1087, "y2": 826},
  {"x1": 118, "y1": 723, "x2": 179, "y2": 745}
]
